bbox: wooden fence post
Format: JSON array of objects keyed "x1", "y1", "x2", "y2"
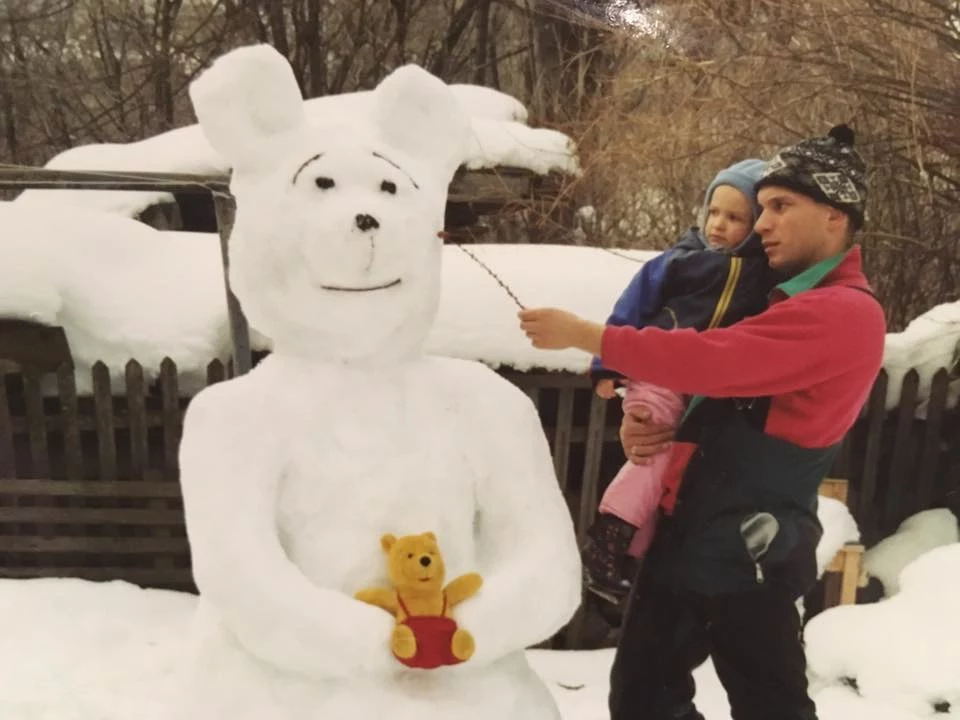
[{"x1": 212, "y1": 191, "x2": 253, "y2": 376}]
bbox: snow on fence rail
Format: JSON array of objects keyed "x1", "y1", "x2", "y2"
[{"x1": 0, "y1": 358, "x2": 957, "y2": 646}]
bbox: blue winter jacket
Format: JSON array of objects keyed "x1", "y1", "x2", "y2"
[{"x1": 590, "y1": 228, "x2": 779, "y2": 384}]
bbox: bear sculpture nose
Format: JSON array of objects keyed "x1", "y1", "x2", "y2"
[
  {"x1": 419, "y1": 556, "x2": 431, "y2": 567},
  {"x1": 355, "y1": 213, "x2": 379, "y2": 232}
]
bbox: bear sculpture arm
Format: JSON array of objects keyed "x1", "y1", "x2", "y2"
[
  {"x1": 179, "y1": 384, "x2": 396, "y2": 679},
  {"x1": 453, "y1": 372, "x2": 582, "y2": 664}
]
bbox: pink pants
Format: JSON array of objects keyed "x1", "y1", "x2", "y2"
[{"x1": 599, "y1": 381, "x2": 685, "y2": 558}]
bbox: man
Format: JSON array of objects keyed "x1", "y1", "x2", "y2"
[{"x1": 518, "y1": 125, "x2": 886, "y2": 720}]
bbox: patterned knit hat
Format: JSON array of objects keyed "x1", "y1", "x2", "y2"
[{"x1": 755, "y1": 125, "x2": 868, "y2": 229}]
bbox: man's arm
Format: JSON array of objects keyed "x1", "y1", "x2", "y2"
[{"x1": 600, "y1": 288, "x2": 885, "y2": 398}]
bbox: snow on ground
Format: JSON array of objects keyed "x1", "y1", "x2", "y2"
[
  {"x1": 805, "y1": 544, "x2": 960, "y2": 718},
  {"x1": 13, "y1": 82, "x2": 577, "y2": 219},
  {"x1": 2, "y1": 543, "x2": 957, "y2": 720}
]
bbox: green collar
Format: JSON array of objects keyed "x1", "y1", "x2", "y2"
[{"x1": 775, "y1": 250, "x2": 849, "y2": 298}]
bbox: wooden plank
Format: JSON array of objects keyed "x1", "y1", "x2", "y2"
[
  {"x1": 125, "y1": 361, "x2": 149, "y2": 482},
  {"x1": 0, "y1": 536, "x2": 190, "y2": 553},
  {"x1": 0, "y1": 566, "x2": 195, "y2": 588},
  {"x1": 10, "y1": 412, "x2": 175, "y2": 433},
  {"x1": 21, "y1": 372, "x2": 50, "y2": 478},
  {"x1": 856, "y1": 371, "x2": 888, "y2": 543},
  {"x1": 499, "y1": 370, "x2": 589, "y2": 390},
  {"x1": 159, "y1": 359, "x2": 181, "y2": 482},
  {"x1": 206, "y1": 359, "x2": 227, "y2": 386},
  {"x1": 525, "y1": 386, "x2": 540, "y2": 408},
  {"x1": 0, "y1": 378, "x2": 15, "y2": 476},
  {"x1": 577, "y1": 394, "x2": 609, "y2": 544},
  {"x1": 156, "y1": 358, "x2": 180, "y2": 572},
  {"x1": 822, "y1": 571, "x2": 842, "y2": 609},
  {"x1": 553, "y1": 389, "x2": 575, "y2": 492},
  {"x1": 56, "y1": 364, "x2": 84, "y2": 482},
  {"x1": 0, "y1": 320, "x2": 72, "y2": 374},
  {"x1": 884, "y1": 369, "x2": 919, "y2": 530},
  {"x1": 0, "y1": 507, "x2": 185, "y2": 525},
  {"x1": 839, "y1": 544, "x2": 864, "y2": 605},
  {"x1": 91, "y1": 362, "x2": 117, "y2": 482},
  {"x1": 213, "y1": 193, "x2": 253, "y2": 376},
  {"x1": 818, "y1": 477, "x2": 849, "y2": 504},
  {"x1": 915, "y1": 369, "x2": 950, "y2": 510},
  {"x1": 0, "y1": 478, "x2": 182, "y2": 499}
]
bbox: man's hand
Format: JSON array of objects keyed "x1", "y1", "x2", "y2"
[
  {"x1": 620, "y1": 405, "x2": 674, "y2": 465},
  {"x1": 595, "y1": 378, "x2": 618, "y2": 400},
  {"x1": 518, "y1": 308, "x2": 604, "y2": 354}
]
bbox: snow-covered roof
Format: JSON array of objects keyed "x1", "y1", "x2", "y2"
[
  {"x1": 0, "y1": 201, "x2": 956, "y2": 408},
  {"x1": 13, "y1": 83, "x2": 578, "y2": 218}
]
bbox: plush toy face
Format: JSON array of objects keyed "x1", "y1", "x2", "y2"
[
  {"x1": 188, "y1": 45, "x2": 470, "y2": 363},
  {"x1": 382, "y1": 532, "x2": 446, "y2": 591}
]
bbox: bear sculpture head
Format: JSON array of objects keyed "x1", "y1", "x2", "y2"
[{"x1": 189, "y1": 44, "x2": 471, "y2": 364}]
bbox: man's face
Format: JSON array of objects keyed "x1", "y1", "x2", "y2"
[{"x1": 754, "y1": 187, "x2": 846, "y2": 275}]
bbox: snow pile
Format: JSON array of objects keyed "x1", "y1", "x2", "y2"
[
  {"x1": 883, "y1": 300, "x2": 960, "y2": 413},
  {"x1": 1, "y1": 573, "x2": 952, "y2": 720},
  {"x1": 805, "y1": 544, "x2": 960, "y2": 717},
  {"x1": 0, "y1": 202, "x2": 268, "y2": 395},
  {"x1": 862, "y1": 509, "x2": 960, "y2": 596},
  {"x1": 14, "y1": 77, "x2": 577, "y2": 219},
  {"x1": 816, "y1": 496, "x2": 862, "y2": 579},
  {"x1": 0, "y1": 578, "x2": 190, "y2": 720}
]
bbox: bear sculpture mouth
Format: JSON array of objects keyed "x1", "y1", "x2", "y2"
[{"x1": 320, "y1": 279, "x2": 402, "y2": 292}]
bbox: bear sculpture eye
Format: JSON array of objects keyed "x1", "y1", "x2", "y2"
[
  {"x1": 315, "y1": 176, "x2": 335, "y2": 190},
  {"x1": 380, "y1": 180, "x2": 397, "y2": 195}
]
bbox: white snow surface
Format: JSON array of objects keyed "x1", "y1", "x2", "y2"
[
  {"x1": 816, "y1": 496, "x2": 861, "y2": 578},
  {"x1": 13, "y1": 67, "x2": 575, "y2": 219},
  {"x1": 805, "y1": 544, "x2": 960, "y2": 717},
  {"x1": 883, "y1": 300, "x2": 960, "y2": 413},
  {"x1": 863, "y1": 509, "x2": 960, "y2": 596},
  {"x1": 1, "y1": 565, "x2": 957, "y2": 720}
]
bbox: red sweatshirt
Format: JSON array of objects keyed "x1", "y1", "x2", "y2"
[{"x1": 600, "y1": 247, "x2": 886, "y2": 449}]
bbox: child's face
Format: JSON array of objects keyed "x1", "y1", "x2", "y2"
[{"x1": 704, "y1": 185, "x2": 753, "y2": 250}]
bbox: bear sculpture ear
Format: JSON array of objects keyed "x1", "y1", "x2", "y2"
[
  {"x1": 189, "y1": 43, "x2": 305, "y2": 172},
  {"x1": 372, "y1": 64, "x2": 470, "y2": 185},
  {"x1": 380, "y1": 533, "x2": 398, "y2": 553}
]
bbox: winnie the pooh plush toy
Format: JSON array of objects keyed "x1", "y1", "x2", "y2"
[{"x1": 355, "y1": 532, "x2": 482, "y2": 669}]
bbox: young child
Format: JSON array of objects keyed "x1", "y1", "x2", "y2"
[{"x1": 582, "y1": 158, "x2": 779, "y2": 601}]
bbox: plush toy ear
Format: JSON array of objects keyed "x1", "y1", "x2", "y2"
[
  {"x1": 380, "y1": 534, "x2": 397, "y2": 553},
  {"x1": 422, "y1": 532, "x2": 437, "y2": 544},
  {"x1": 189, "y1": 44, "x2": 304, "y2": 171},
  {"x1": 373, "y1": 65, "x2": 470, "y2": 184}
]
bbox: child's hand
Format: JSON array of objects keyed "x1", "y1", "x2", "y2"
[
  {"x1": 595, "y1": 379, "x2": 618, "y2": 399},
  {"x1": 518, "y1": 308, "x2": 603, "y2": 353}
]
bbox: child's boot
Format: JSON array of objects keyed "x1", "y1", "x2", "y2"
[{"x1": 581, "y1": 513, "x2": 636, "y2": 602}]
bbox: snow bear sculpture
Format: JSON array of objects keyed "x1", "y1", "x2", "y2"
[{"x1": 171, "y1": 44, "x2": 581, "y2": 720}]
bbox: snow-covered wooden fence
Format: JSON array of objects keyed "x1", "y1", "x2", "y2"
[{"x1": 1, "y1": 360, "x2": 956, "y2": 631}]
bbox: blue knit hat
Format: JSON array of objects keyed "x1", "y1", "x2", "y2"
[{"x1": 702, "y1": 158, "x2": 766, "y2": 224}]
